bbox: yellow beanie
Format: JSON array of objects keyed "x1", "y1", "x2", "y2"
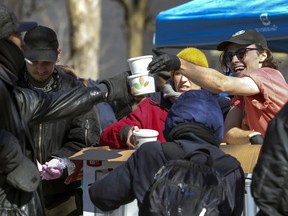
[{"x1": 176, "y1": 47, "x2": 208, "y2": 68}]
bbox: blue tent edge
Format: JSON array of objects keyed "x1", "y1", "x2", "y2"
[{"x1": 154, "y1": 0, "x2": 288, "y2": 52}]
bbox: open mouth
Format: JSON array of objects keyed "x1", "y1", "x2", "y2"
[
  {"x1": 179, "y1": 86, "x2": 190, "y2": 92},
  {"x1": 233, "y1": 65, "x2": 245, "y2": 76}
]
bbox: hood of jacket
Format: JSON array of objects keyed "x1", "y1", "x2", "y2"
[
  {"x1": 164, "y1": 90, "x2": 224, "y2": 144},
  {"x1": 0, "y1": 39, "x2": 25, "y2": 82}
]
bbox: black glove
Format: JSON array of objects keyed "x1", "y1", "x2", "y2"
[
  {"x1": 148, "y1": 49, "x2": 181, "y2": 73},
  {"x1": 100, "y1": 71, "x2": 134, "y2": 104},
  {"x1": 249, "y1": 133, "x2": 264, "y2": 145}
]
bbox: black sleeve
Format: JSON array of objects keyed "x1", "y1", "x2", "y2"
[
  {"x1": 252, "y1": 102, "x2": 288, "y2": 216},
  {"x1": 52, "y1": 106, "x2": 102, "y2": 159}
]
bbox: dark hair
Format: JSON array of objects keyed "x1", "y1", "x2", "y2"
[
  {"x1": 257, "y1": 45, "x2": 278, "y2": 70},
  {"x1": 219, "y1": 53, "x2": 230, "y2": 75},
  {"x1": 219, "y1": 44, "x2": 278, "y2": 73}
]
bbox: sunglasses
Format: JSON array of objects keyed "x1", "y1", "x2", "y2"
[{"x1": 222, "y1": 48, "x2": 258, "y2": 66}]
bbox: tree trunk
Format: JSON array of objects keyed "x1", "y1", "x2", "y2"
[
  {"x1": 68, "y1": 0, "x2": 101, "y2": 79},
  {"x1": 122, "y1": 0, "x2": 148, "y2": 58},
  {"x1": 127, "y1": 8, "x2": 145, "y2": 57}
]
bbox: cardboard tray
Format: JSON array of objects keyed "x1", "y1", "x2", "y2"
[
  {"x1": 220, "y1": 144, "x2": 262, "y2": 174},
  {"x1": 69, "y1": 144, "x2": 261, "y2": 174},
  {"x1": 69, "y1": 146, "x2": 135, "y2": 162}
]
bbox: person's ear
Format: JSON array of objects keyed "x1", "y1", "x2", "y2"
[
  {"x1": 259, "y1": 51, "x2": 267, "y2": 63},
  {"x1": 170, "y1": 71, "x2": 175, "y2": 80},
  {"x1": 57, "y1": 48, "x2": 62, "y2": 63}
]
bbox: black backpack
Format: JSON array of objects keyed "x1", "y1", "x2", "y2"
[{"x1": 139, "y1": 149, "x2": 241, "y2": 216}]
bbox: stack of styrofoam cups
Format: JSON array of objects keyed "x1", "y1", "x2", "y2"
[{"x1": 127, "y1": 55, "x2": 156, "y2": 96}]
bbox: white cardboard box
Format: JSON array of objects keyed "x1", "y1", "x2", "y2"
[
  {"x1": 242, "y1": 174, "x2": 259, "y2": 216},
  {"x1": 69, "y1": 147, "x2": 138, "y2": 216}
]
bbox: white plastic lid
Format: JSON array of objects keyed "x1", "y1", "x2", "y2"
[
  {"x1": 127, "y1": 55, "x2": 153, "y2": 62},
  {"x1": 132, "y1": 129, "x2": 159, "y2": 137}
]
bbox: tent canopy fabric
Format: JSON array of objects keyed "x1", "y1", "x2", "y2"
[{"x1": 154, "y1": 0, "x2": 288, "y2": 52}]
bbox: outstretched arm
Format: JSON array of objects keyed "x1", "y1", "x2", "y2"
[
  {"x1": 179, "y1": 59, "x2": 259, "y2": 96},
  {"x1": 148, "y1": 50, "x2": 260, "y2": 96}
]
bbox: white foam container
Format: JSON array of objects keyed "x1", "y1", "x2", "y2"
[
  {"x1": 127, "y1": 74, "x2": 155, "y2": 96},
  {"x1": 127, "y1": 55, "x2": 153, "y2": 75},
  {"x1": 132, "y1": 129, "x2": 159, "y2": 149}
]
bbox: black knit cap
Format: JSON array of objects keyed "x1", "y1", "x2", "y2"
[
  {"x1": 217, "y1": 30, "x2": 268, "y2": 51},
  {"x1": 0, "y1": 4, "x2": 37, "y2": 39},
  {"x1": 24, "y1": 25, "x2": 59, "y2": 62}
]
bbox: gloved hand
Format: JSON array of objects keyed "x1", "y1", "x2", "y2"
[
  {"x1": 148, "y1": 49, "x2": 181, "y2": 73},
  {"x1": 249, "y1": 133, "x2": 264, "y2": 145},
  {"x1": 100, "y1": 71, "x2": 134, "y2": 104},
  {"x1": 41, "y1": 158, "x2": 65, "y2": 180},
  {"x1": 88, "y1": 87, "x2": 107, "y2": 103}
]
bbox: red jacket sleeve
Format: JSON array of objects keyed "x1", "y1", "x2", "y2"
[{"x1": 99, "y1": 98, "x2": 168, "y2": 148}]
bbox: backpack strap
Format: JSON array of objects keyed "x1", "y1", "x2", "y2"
[
  {"x1": 185, "y1": 149, "x2": 213, "y2": 166},
  {"x1": 162, "y1": 142, "x2": 240, "y2": 176},
  {"x1": 185, "y1": 149, "x2": 240, "y2": 176}
]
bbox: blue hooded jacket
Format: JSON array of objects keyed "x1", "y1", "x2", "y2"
[{"x1": 164, "y1": 90, "x2": 224, "y2": 144}]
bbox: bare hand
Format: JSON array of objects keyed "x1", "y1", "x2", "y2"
[{"x1": 126, "y1": 126, "x2": 139, "y2": 149}]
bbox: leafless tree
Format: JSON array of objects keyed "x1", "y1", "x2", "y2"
[
  {"x1": 67, "y1": 0, "x2": 101, "y2": 79},
  {"x1": 116, "y1": 0, "x2": 153, "y2": 57}
]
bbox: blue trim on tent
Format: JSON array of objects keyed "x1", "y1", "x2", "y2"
[{"x1": 154, "y1": 0, "x2": 288, "y2": 52}]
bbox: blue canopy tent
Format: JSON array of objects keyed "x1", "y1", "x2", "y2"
[{"x1": 154, "y1": 0, "x2": 288, "y2": 52}]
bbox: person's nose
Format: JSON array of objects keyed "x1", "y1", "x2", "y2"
[
  {"x1": 232, "y1": 54, "x2": 237, "y2": 61},
  {"x1": 180, "y1": 75, "x2": 189, "y2": 82},
  {"x1": 230, "y1": 55, "x2": 241, "y2": 66},
  {"x1": 36, "y1": 64, "x2": 45, "y2": 74}
]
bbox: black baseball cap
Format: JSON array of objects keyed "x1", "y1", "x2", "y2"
[
  {"x1": 24, "y1": 25, "x2": 59, "y2": 62},
  {"x1": 0, "y1": 4, "x2": 37, "y2": 39},
  {"x1": 217, "y1": 30, "x2": 268, "y2": 51}
]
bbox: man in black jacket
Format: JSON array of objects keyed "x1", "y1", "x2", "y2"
[
  {"x1": 252, "y1": 102, "x2": 288, "y2": 216},
  {"x1": 17, "y1": 25, "x2": 101, "y2": 215},
  {"x1": 0, "y1": 4, "x2": 132, "y2": 215},
  {"x1": 89, "y1": 90, "x2": 245, "y2": 215}
]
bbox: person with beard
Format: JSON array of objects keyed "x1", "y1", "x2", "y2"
[
  {"x1": 0, "y1": 4, "x2": 132, "y2": 215},
  {"x1": 17, "y1": 25, "x2": 101, "y2": 216},
  {"x1": 148, "y1": 30, "x2": 288, "y2": 145}
]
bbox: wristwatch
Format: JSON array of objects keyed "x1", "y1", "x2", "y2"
[{"x1": 248, "y1": 132, "x2": 264, "y2": 144}]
